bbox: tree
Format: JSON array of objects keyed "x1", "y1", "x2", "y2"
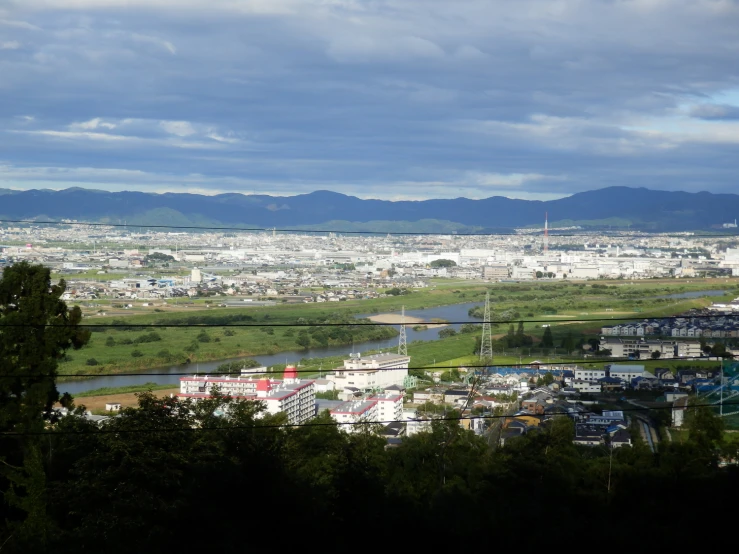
[
  {"x1": 560, "y1": 333, "x2": 576, "y2": 354},
  {"x1": 685, "y1": 399, "x2": 724, "y2": 453},
  {"x1": 0, "y1": 262, "x2": 90, "y2": 549},
  {"x1": 438, "y1": 327, "x2": 457, "y2": 339},
  {"x1": 541, "y1": 327, "x2": 554, "y2": 348},
  {"x1": 296, "y1": 334, "x2": 311, "y2": 349},
  {"x1": 516, "y1": 321, "x2": 524, "y2": 342},
  {"x1": 651, "y1": 350, "x2": 661, "y2": 359},
  {"x1": 0, "y1": 262, "x2": 90, "y2": 432},
  {"x1": 429, "y1": 259, "x2": 457, "y2": 268}
]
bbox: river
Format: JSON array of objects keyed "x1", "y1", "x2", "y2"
[{"x1": 58, "y1": 301, "x2": 483, "y2": 395}]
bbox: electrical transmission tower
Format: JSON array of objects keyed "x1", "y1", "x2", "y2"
[
  {"x1": 398, "y1": 305, "x2": 408, "y2": 356},
  {"x1": 479, "y1": 292, "x2": 493, "y2": 363}
]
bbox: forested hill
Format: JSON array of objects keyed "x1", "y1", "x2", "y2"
[{"x1": 1, "y1": 186, "x2": 739, "y2": 231}]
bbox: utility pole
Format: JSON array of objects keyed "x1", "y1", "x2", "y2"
[
  {"x1": 720, "y1": 362, "x2": 724, "y2": 417},
  {"x1": 607, "y1": 443, "x2": 614, "y2": 494}
]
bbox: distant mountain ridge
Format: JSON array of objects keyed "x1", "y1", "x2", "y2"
[{"x1": 0, "y1": 186, "x2": 738, "y2": 232}]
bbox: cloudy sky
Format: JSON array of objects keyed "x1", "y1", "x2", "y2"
[{"x1": 1, "y1": 0, "x2": 739, "y2": 200}]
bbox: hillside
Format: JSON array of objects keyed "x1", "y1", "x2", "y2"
[{"x1": 1, "y1": 186, "x2": 738, "y2": 232}]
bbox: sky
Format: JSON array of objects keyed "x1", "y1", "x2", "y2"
[{"x1": 1, "y1": 0, "x2": 739, "y2": 201}]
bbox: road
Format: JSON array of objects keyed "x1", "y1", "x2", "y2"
[{"x1": 627, "y1": 399, "x2": 659, "y2": 453}]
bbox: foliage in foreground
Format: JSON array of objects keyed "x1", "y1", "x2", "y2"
[{"x1": 1, "y1": 391, "x2": 739, "y2": 552}]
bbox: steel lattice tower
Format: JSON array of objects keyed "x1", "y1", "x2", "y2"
[
  {"x1": 480, "y1": 292, "x2": 493, "y2": 362},
  {"x1": 398, "y1": 305, "x2": 408, "y2": 356}
]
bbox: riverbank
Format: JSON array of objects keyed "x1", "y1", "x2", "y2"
[{"x1": 367, "y1": 313, "x2": 448, "y2": 328}]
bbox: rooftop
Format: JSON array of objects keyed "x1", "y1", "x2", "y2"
[{"x1": 330, "y1": 399, "x2": 378, "y2": 415}]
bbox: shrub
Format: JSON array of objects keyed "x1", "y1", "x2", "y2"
[
  {"x1": 134, "y1": 332, "x2": 162, "y2": 344},
  {"x1": 86, "y1": 358, "x2": 100, "y2": 366},
  {"x1": 197, "y1": 331, "x2": 211, "y2": 343},
  {"x1": 223, "y1": 329, "x2": 236, "y2": 337},
  {"x1": 131, "y1": 350, "x2": 143, "y2": 358},
  {"x1": 105, "y1": 336, "x2": 116, "y2": 347}
]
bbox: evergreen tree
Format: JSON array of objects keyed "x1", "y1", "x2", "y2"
[
  {"x1": 0, "y1": 262, "x2": 90, "y2": 551},
  {"x1": 541, "y1": 326, "x2": 554, "y2": 348},
  {"x1": 0, "y1": 262, "x2": 90, "y2": 433}
]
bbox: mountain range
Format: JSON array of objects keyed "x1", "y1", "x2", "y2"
[{"x1": 1, "y1": 186, "x2": 738, "y2": 233}]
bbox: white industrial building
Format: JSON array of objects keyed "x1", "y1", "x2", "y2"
[{"x1": 179, "y1": 365, "x2": 315, "y2": 425}]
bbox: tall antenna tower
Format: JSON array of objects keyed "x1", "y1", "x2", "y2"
[
  {"x1": 479, "y1": 292, "x2": 493, "y2": 362},
  {"x1": 544, "y1": 211, "x2": 549, "y2": 253},
  {"x1": 398, "y1": 305, "x2": 408, "y2": 356}
]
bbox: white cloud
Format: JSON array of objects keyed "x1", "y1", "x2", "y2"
[
  {"x1": 1, "y1": 41, "x2": 21, "y2": 50},
  {"x1": 26, "y1": 130, "x2": 131, "y2": 141},
  {"x1": 131, "y1": 33, "x2": 176, "y2": 55},
  {"x1": 466, "y1": 171, "x2": 565, "y2": 188},
  {"x1": 160, "y1": 121, "x2": 196, "y2": 137},
  {"x1": 69, "y1": 117, "x2": 117, "y2": 131},
  {"x1": 0, "y1": 19, "x2": 40, "y2": 31},
  {"x1": 206, "y1": 131, "x2": 239, "y2": 143}
]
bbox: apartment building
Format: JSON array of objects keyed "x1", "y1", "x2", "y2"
[
  {"x1": 329, "y1": 399, "x2": 379, "y2": 432},
  {"x1": 179, "y1": 365, "x2": 315, "y2": 425},
  {"x1": 574, "y1": 368, "x2": 606, "y2": 382},
  {"x1": 600, "y1": 337, "x2": 683, "y2": 359},
  {"x1": 327, "y1": 352, "x2": 410, "y2": 391}
]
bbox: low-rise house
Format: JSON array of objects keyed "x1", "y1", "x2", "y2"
[
  {"x1": 574, "y1": 424, "x2": 605, "y2": 446},
  {"x1": 444, "y1": 389, "x2": 469, "y2": 405},
  {"x1": 610, "y1": 429, "x2": 632, "y2": 448},
  {"x1": 521, "y1": 398, "x2": 545, "y2": 415}
]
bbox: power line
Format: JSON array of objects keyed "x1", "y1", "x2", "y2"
[
  {"x1": 2, "y1": 218, "x2": 739, "y2": 238},
  {"x1": 1, "y1": 400, "x2": 731, "y2": 437},
  {"x1": 1, "y1": 312, "x2": 738, "y2": 328},
  {"x1": 5, "y1": 354, "x2": 721, "y2": 379}
]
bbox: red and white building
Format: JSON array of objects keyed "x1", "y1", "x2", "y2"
[{"x1": 179, "y1": 365, "x2": 315, "y2": 425}]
